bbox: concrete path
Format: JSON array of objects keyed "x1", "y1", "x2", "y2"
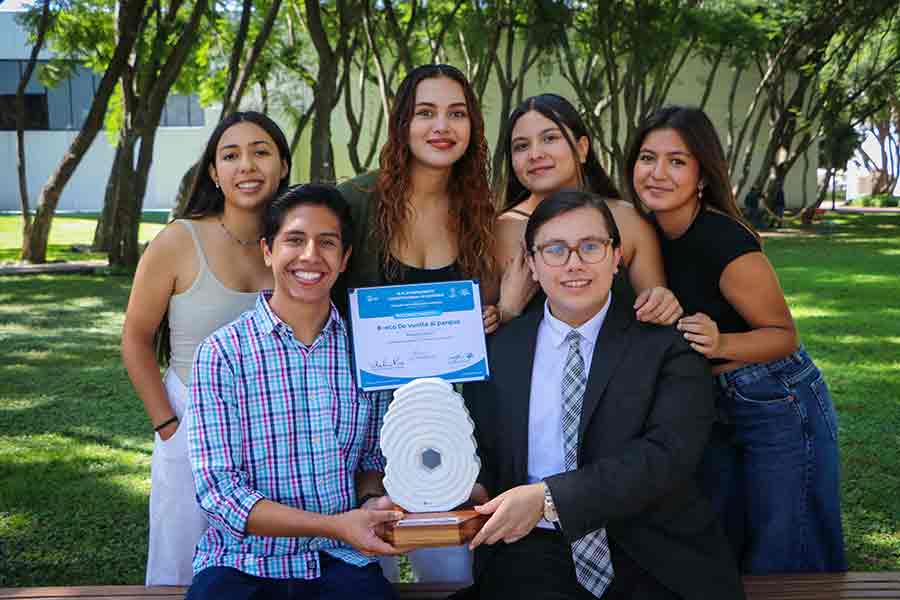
[{"x1": 0, "y1": 259, "x2": 108, "y2": 276}]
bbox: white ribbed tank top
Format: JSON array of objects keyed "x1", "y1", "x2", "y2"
[{"x1": 167, "y1": 220, "x2": 258, "y2": 384}]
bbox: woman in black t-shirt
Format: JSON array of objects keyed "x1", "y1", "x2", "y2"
[{"x1": 623, "y1": 106, "x2": 846, "y2": 575}]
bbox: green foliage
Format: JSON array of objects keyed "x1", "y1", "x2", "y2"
[
  {"x1": 17, "y1": 0, "x2": 117, "y2": 88},
  {"x1": 820, "y1": 120, "x2": 864, "y2": 170},
  {"x1": 856, "y1": 195, "x2": 900, "y2": 208}
]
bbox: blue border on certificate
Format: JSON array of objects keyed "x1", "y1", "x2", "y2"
[{"x1": 347, "y1": 280, "x2": 490, "y2": 391}]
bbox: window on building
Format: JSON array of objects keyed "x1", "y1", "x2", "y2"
[
  {"x1": 1, "y1": 59, "x2": 204, "y2": 131},
  {"x1": 0, "y1": 60, "x2": 48, "y2": 130},
  {"x1": 161, "y1": 93, "x2": 205, "y2": 127},
  {"x1": 0, "y1": 93, "x2": 49, "y2": 129}
]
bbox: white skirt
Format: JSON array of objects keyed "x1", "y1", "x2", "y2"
[{"x1": 145, "y1": 369, "x2": 209, "y2": 585}]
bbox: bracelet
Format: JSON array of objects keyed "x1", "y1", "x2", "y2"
[{"x1": 154, "y1": 415, "x2": 179, "y2": 432}]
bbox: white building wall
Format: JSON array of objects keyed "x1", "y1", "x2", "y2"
[
  {"x1": 0, "y1": 11, "x2": 216, "y2": 213},
  {"x1": 309, "y1": 48, "x2": 818, "y2": 209}
]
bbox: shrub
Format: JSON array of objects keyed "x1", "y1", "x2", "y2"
[{"x1": 855, "y1": 195, "x2": 899, "y2": 208}]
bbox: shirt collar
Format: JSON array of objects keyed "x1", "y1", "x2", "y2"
[
  {"x1": 254, "y1": 289, "x2": 345, "y2": 341},
  {"x1": 542, "y1": 292, "x2": 613, "y2": 349}
]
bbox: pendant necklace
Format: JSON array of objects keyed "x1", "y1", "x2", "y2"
[{"x1": 219, "y1": 218, "x2": 258, "y2": 247}]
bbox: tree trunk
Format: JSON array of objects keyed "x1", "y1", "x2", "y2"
[
  {"x1": 109, "y1": 124, "x2": 159, "y2": 267},
  {"x1": 93, "y1": 141, "x2": 125, "y2": 251},
  {"x1": 15, "y1": 0, "x2": 53, "y2": 256},
  {"x1": 801, "y1": 168, "x2": 834, "y2": 224},
  {"x1": 16, "y1": 119, "x2": 32, "y2": 256},
  {"x1": 309, "y1": 60, "x2": 338, "y2": 183},
  {"x1": 491, "y1": 85, "x2": 513, "y2": 191},
  {"x1": 107, "y1": 130, "x2": 139, "y2": 266},
  {"x1": 21, "y1": 0, "x2": 147, "y2": 263}
]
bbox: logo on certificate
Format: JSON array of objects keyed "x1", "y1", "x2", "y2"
[{"x1": 347, "y1": 280, "x2": 490, "y2": 391}]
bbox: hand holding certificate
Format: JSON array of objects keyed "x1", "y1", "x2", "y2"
[
  {"x1": 347, "y1": 281, "x2": 491, "y2": 550},
  {"x1": 347, "y1": 280, "x2": 490, "y2": 391}
]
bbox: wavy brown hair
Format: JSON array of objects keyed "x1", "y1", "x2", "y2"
[{"x1": 376, "y1": 64, "x2": 495, "y2": 282}]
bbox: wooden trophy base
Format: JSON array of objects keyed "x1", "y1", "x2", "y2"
[{"x1": 381, "y1": 509, "x2": 488, "y2": 551}]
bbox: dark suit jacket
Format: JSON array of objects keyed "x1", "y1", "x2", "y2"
[{"x1": 463, "y1": 289, "x2": 745, "y2": 599}]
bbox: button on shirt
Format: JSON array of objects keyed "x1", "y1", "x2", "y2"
[
  {"x1": 528, "y1": 295, "x2": 612, "y2": 529},
  {"x1": 188, "y1": 291, "x2": 389, "y2": 579}
]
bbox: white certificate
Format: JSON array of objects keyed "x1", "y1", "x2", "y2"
[{"x1": 347, "y1": 280, "x2": 490, "y2": 391}]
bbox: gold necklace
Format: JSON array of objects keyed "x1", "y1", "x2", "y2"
[{"x1": 219, "y1": 218, "x2": 258, "y2": 247}]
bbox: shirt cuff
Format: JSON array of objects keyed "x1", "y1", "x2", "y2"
[{"x1": 221, "y1": 486, "x2": 266, "y2": 540}]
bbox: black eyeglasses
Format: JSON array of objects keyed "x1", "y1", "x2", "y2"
[{"x1": 532, "y1": 237, "x2": 614, "y2": 266}]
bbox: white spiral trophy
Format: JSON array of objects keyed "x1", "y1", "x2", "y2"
[{"x1": 378, "y1": 378, "x2": 487, "y2": 549}]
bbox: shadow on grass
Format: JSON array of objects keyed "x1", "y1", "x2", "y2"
[
  {"x1": 0, "y1": 274, "x2": 133, "y2": 308},
  {"x1": 0, "y1": 453, "x2": 150, "y2": 585}
]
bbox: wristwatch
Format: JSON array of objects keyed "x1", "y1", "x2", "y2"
[{"x1": 542, "y1": 482, "x2": 559, "y2": 523}]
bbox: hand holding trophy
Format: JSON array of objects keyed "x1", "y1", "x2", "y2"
[
  {"x1": 378, "y1": 378, "x2": 487, "y2": 551},
  {"x1": 347, "y1": 280, "x2": 492, "y2": 551}
]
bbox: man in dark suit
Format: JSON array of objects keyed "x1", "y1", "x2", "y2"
[{"x1": 464, "y1": 190, "x2": 744, "y2": 599}]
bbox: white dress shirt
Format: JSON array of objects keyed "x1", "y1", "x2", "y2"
[{"x1": 528, "y1": 295, "x2": 612, "y2": 528}]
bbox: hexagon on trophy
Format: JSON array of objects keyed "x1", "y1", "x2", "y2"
[{"x1": 378, "y1": 378, "x2": 487, "y2": 550}]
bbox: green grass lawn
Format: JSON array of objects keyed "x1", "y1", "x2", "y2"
[
  {"x1": 0, "y1": 213, "x2": 167, "y2": 264},
  {"x1": 0, "y1": 213, "x2": 898, "y2": 584}
]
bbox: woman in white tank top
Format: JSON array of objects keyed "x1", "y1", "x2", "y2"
[{"x1": 121, "y1": 111, "x2": 291, "y2": 585}]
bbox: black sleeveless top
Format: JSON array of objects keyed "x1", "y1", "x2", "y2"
[{"x1": 381, "y1": 255, "x2": 464, "y2": 285}]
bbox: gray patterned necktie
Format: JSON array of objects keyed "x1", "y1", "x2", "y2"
[{"x1": 562, "y1": 330, "x2": 614, "y2": 598}]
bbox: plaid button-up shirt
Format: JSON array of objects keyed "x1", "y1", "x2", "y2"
[{"x1": 188, "y1": 291, "x2": 388, "y2": 579}]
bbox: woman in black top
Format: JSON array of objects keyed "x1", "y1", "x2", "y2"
[
  {"x1": 336, "y1": 63, "x2": 494, "y2": 584},
  {"x1": 336, "y1": 64, "x2": 499, "y2": 333},
  {"x1": 624, "y1": 106, "x2": 846, "y2": 574}
]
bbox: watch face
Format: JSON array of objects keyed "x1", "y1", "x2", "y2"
[{"x1": 543, "y1": 488, "x2": 558, "y2": 522}]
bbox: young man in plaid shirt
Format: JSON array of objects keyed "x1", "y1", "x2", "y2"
[{"x1": 186, "y1": 184, "x2": 401, "y2": 599}]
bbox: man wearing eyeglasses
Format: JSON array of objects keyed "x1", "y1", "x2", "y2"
[{"x1": 461, "y1": 190, "x2": 744, "y2": 599}]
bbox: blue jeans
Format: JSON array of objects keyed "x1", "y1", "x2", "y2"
[
  {"x1": 697, "y1": 348, "x2": 847, "y2": 574},
  {"x1": 185, "y1": 554, "x2": 397, "y2": 600}
]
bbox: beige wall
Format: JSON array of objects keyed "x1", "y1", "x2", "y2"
[{"x1": 291, "y1": 50, "x2": 817, "y2": 209}]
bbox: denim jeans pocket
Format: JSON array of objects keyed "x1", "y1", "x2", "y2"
[
  {"x1": 730, "y1": 376, "x2": 793, "y2": 407},
  {"x1": 728, "y1": 376, "x2": 803, "y2": 445},
  {"x1": 810, "y1": 374, "x2": 839, "y2": 441}
]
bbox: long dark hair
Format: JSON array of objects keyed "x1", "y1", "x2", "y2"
[
  {"x1": 178, "y1": 111, "x2": 292, "y2": 219},
  {"x1": 524, "y1": 190, "x2": 621, "y2": 252},
  {"x1": 156, "y1": 111, "x2": 292, "y2": 364},
  {"x1": 500, "y1": 93, "x2": 619, "y2": 211},
  {"x1": 623, "y1": 105, "x2": 758, "y2": 241},
  {"x1": 375, "y1": 64, "x2": 495, "y2": 282}
]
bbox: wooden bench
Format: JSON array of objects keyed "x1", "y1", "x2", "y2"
[{"x1": 2, "y1": 573, "x2": 900, "y2": 599}]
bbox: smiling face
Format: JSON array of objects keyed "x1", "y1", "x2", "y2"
[
  {"x1": 527, "y1": 206, "x2": 621, "y2": 328},
  {"x1": 510, "y1": 110, "x2": 588, "y2": 200},
  {"x1": 407, "y1": 76, "x2": 471, "y2": 171},
  {"x1": 208, "y1": 121, "x2": 289, "y2": 212},
  {"x1": 263, "y1": 204, "x2": 350, "y2": 309},
  {"x1": 632, "y1": 127, "x2": 702, "y2": 221}
]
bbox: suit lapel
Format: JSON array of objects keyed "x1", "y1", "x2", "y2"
[
  {"x1": 502, "y1": 309, "x2": 542, "y2": 485},
  {"x1": 579, "y1": 290, "x2": 634, "y2": 447}
]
